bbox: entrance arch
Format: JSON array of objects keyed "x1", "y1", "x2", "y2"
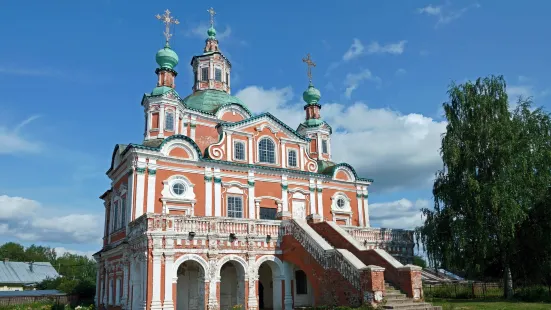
[
  {"x1": 256, "y1": 255, "x2": 284, "y2": 310},
  {"x1": 174, "y1": 254, "x2": 208, "y2": 310},
  {"x1": 217, "y1": 255, "x2": 247, "y2": 310}
]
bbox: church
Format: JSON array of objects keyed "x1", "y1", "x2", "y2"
[{"x1": 94, "y1": 8, "x2": 430, "y2": 310}]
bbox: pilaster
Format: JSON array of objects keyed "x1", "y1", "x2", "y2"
[
  {"x1": 283, "y1": 262, "x2": 293, "y2": 310},
  {"x1": 247, "y1": 256, "x2": 258, "y2": 310},
  {"x1": 280, "y1": 141, "x2": 286, "y2": 168},
  {"x1": 247, "y1": 136, "x2": 254, "y2": 164},
  {"x1": 316, "y1": 180, "x2": 324, "y2": 220},
  {"x1": 309, "y1": 179, "x2": 316, "y2": 215},
  {"x1": 159, "y1": 105, "x2": 165, "y2": 138},
  {"x1": 146, "y1": 160, "x2": 157, "y2": 214},
  {"x1": 121, "y1": 260, "x2": 129, "y2": 308},
  {"x1": 134, "y1": 158, "x2": 147, "y2": 219},
  {"x1": 226, "y1": 132, "x2": 233, "y2": 161},
  {"x1": 300, "y1": 145, "x2": 305, "y2": 170},
  {"x1": 356, "y1": 186, "x2": 364, "y2": 227},
  {"x1": 190, "y1": 115, "x2": 197, "y2": 140},
  {"x1": 204, "y1": 167, "x2": 213, "y2": 216},
  {"x1": 126, "y1": 169, "x2": 134, "y2": 234},
  {"x1": 214, "y1": 168, "x2": 222, "y2": 216},
  {"x1": 248, "y1": 171, "x2": 256, "y2": 219},
  {"x1": 363, "y1": 187, "x2": 370, "y2": 227},
  {"x1": 163, "y1": 253, "x2": 174, "y2": 310},
  {"x1": 150, "y1": 253, "x2": 162, "y2": 310}
]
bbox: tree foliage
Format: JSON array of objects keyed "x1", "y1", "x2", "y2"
[
  {"x1": 0, "y1": 242, "x2": 96, "y2": 300},
  {"x1": 417, "y1": 75, "x2": 551, "y2": 296}
]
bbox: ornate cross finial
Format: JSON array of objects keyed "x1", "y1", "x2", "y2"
[
  {"x1": 302, "y1": 53, "x2": 316, "y2": 83},
  {"x1": 156, "y1": 9, "x2": 180, "y2": 45},
  {"x1": 207, "y1": 7, "x2": 216, "y2": 27}
]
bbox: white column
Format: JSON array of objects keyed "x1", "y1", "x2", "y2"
[
  {"x1": 273, "y1": 276, "x2": 283, "y2": 310},
  {"x1": 248, "y1": 171, "x2": 255, "y2": 219},
  {"x1": 159, "y1": 106, "x2": 165, "y2": 138},
  {"x1": 134, "y1": 158, "x2": 146, "y2": 219},
  {"x1": 214, "y1": 168, "x2": 222, "y2": 216},
  {"x1": 205, "y1": 167, "x2": 213, "y2": 216},
  {"x1": 357, "y1": 190, "x2": 364, "y2": 227},
  {"x1": 282, "y1": 175, "x2": 289, "y2": 213},
  {"x1": 309, "y1": 179, "x2": 316, "y2": 215},
  {"x1": 94, "y1": 261, "x2": 101, "y2": 307},
  {"x1": 226, "y1": 132, "x2": 233, "y2": 161},
  {"x1": 164, "y1": 254, "x2": 174, "y2": 310},
  {"x1": 327, "y1": 137, "x2": 332, "y2": 160},
  {"x1": 300, "y1": 145, "x2": 305, "y2": 170},
  {"x1": 316, "y1": 134, "x2": 322, "y2": 154},
  {"x1": 248, "y1": 136, "x2": 254, "y2": 164},
  {"x1": 174, "y1": 110, "x2": 180, "y2": 134},
  {"x1": 150, "y1": 253, "x2": 162, "y2": 310},
  {"x1": 363, "y1": 187, "x2": 370, "y2": 227},
  {"x1": 190, "y1": 116, "x2": 197, "y2": 140},
  {"x1": 281, "y1": 141, "x2": 286, "y2": 168},
  {"x1": 247, "y1": 257, "x2": 258, "y2": 310},
  {"x1": 317, "y1": 180, "x2": 324, "y2": 220},
  {"x1": 121, "y1": 263, "x2": 129, "y2": 308},
  {"x1": 208, "y1": 259, "x2": 219, "y2": 309},
  {"x1": 126, "y1": 169, "x2": 134, "y2": 233},
  {"x1": 283, "y1": 262, "x2": 293, "y2": 310},
  {"x1": 146, "y1": 161, "x2": 157, "y2": 214},
  {"x1": 146, "y1": 112, "x2": 152, "y2": 139}
]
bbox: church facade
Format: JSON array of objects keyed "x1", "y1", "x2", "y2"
[{"x1": 94, "y1": 9, "x2": 423, "y2": 310}]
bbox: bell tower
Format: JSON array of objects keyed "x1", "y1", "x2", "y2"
[
  {"x1": 297, "y1": 53, "x2": 333, "y2": 161},
  {"x1": 191, "y1": 7, "x2": 232, "y2": 94}
]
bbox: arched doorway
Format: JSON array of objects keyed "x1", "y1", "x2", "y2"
[
  {"x1": 220, "y1": 261, "x2": 245, "y2": 310},
  {"x1": 293, "y1": 268, "x2": 313, "y2": 307},
  {"x1": 256, "y1": 257, "x2": 283, "y2": 310},
  {"x1": 176, "y1": 260, "x2": 205, "y2": 310}
]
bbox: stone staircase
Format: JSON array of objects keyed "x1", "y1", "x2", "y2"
[{"x1": 382, "y1": 282, "x2": 441, "y2": 310}]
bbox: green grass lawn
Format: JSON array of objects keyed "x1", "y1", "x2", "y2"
[{"x1": 428, "y1": 298, "x2": 551, "y2": 310}]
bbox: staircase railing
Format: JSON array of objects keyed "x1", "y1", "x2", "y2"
[{"x1": 281, "y1": 219, "x2": 364, "y2": 290}]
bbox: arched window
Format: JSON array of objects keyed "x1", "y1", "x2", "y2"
[
  {"x1": 258, "y1": 138, "x2": 276, "y2": 164},
  {"x1": 295, "y1": 270, "x2": 307, "y2": 294}
]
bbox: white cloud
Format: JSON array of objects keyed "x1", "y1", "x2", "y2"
[
  {"x1": 0, "y1": 195, "x2": 102, "y2": 244},
  {"x1": 344, "y1": 69, "x2": 381, "y2": 99},
  {"x1": 190, "y1": 24, "x2": 232, "y2": 40},
  {"x1": 343, "y1": 38, "x2": 365, "y2": 61},
  {"x1": 370, "y1": 199, "x2": 429, "y2": 229},
  {"x1": 367, "y1": 40, "x2": 407, "y2": 55},
  {"x1": 418, "y1": 3, "x2": 480, "y2": 27},
  {"x1": 0, "y1": 116, "x2": 42, "y2": 155},
  {"x1": 236, "y1": 86, "x2": 447, "y2": 193},
  {"x1": 395, "y1": 68, "x2": 407, "y2": 76},
  {"x1": 342, "y1": 39, "x2": 407, "y2": 62}
]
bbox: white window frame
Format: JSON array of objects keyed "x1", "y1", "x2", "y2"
[
  {"x1": 215, "y1": 67, "x2": 222, "y2": 82},
  {"x1": 287, "y1": 148, "x2": 298, "y2": 168},
  {"x1": 233, "y1": 140, "x2": 247, "y2": 161},
  {"x1": 257, "y1": 136, "x2": 278, "y2": 165},
  {"x1": 322, "y1": 139, "x2": 328, "y2": 154},
  {"x1": 227, "y1": 195, "x2": 244, "y2": 218},
  {"x1": 201, "y1": 67, "x2": 209, "y2": 81}
]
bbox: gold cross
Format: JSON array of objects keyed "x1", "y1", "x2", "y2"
[
  {"x1": 207, "y1": 7, "x2": 216, "y2": 27},
  {"x1": 302, "y1": 53, "x2": 316, "y2": 83},
  {"x1": 156, "y1": 9, "x2": 180, "y2": 45}
]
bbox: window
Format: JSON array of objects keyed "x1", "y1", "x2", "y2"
[
  {"x1": 215, "y1": 68, "x2": 222, "y2": 82},
  {"x1": 165, "y1": 112, "x2": 174, "y2": 131},
  {"x1": 258, "y1": 138, "x2": 276, "y2": 164},
  {"x1": 259, "y1": 207, "x2": 277, "y2": 220},
  {"x1": 227, "y1": 196, "x2": 243, "y2": 218},
  {"x1": 336, "y1": 198, "x2": 346, "y2": 209},
  {"x1": 113, "y1": 200, "x2": 119, "y2": 231},
  {"x1": 322, "y1": 140, "x2": 328, "y2": 154},
  {"x1": 288, "y1": 149, "x2": 297, "y2": 167},
  {"x1": 201, "y1": 67, "x2": 209, "y2": 81},
  {"x1": 226, "y1": 72, "x2": 229, "y2": 84},
  {"x1": 234, "y1": 141, "x2": 245, "y2": 161},
  {"x1": 295, "y1": 270, "x2": 308, "y2": 294},
  {"x1": 171, "y1": 182, "x2": 187, "y2": 196},
  {"x1": 120, "y1": 197, "x2": 126, "y2": 227}
]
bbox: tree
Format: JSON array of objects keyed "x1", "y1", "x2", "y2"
[
  {"x1": 417, "y1": 75, "x2": 551, "y2": 298},
  {"x1": 0, "y1": 242, "x2": 26, "y2": 261},
  {"x1": 413, "y1": 255, "x2": 427, "y2": 268},
  {"x1": 25, "y1": 245, "x2": 57, "y2": 263}
]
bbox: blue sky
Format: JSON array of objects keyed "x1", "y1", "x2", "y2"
[{"x1": 0, "y1": 0, "x2": 550, "y2": 256}]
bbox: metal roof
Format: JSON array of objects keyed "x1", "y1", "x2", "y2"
[
  {"x1": 0, "y1": 262, "x2": 59, "y2": 285},
  {"x1": 0, "y1": 290, "x2": 65, "y2": 297}
]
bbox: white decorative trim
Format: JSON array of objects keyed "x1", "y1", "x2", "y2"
[
  {"x1": 256, "y1": 136, "x2": 279, "y2": 165},
  {"x1": 232, "y1": 139, "x2": 247, "y2": 162},
  {"x1": 255, "y1": 255, "x2": 285, "y2": 278},
  {"x1": 286, "y1": 147, "x2": 299, "y2": 168},
  {"x1": 215, "y1": 255, "x2": 248, "y2": 280},
  {"x1": 159, "y1": 139, "x2": 200, "y2": 161},
  {"x1": 333, "y1": 165, "x2": 356, "y2": 182},
  {"x1": 172, "y1": 254, "x2": 209, "y2": 277},
  {"x1": 215, "y1": 104, "x2": 252, "y2": 120}
]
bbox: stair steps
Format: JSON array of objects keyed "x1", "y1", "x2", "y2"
[{"x1": 383, "y1": 282, "x2": 442, "y2": 310}]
